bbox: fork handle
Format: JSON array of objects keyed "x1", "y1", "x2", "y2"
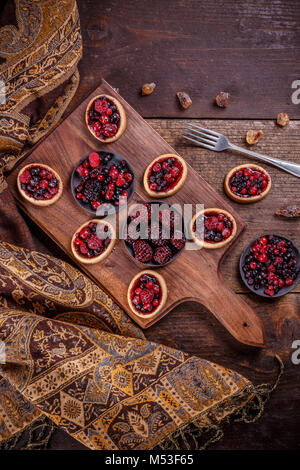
[{"x1": 228, "y1": 143, "x2": 300, "y2": 178}]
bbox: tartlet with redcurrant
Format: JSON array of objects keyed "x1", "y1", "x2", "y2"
[
  {"x1": 127, "y1": 270, "x2": 167, "y2": 319},
  {"x1": 85, "y1": 94, "x2": 126, "y2": 143},
  {"x1": 143, "y1": 154, "x2": 187, "y2": 198},
  {"x1": 240, "y1": 234, "x2": 299, "y2": 297},
  {"x1": 224, "y1": 164, "x2": 271, "y2": 203},
  {"x1": 191, "y1": 208, "x2": 237, "y2": 249},
  {"x1": 17, "y1": 164, "x2": 63, "y2": 206},
  {"x1": 71, "y1": 219, "x2": 115, "y2": 264}
]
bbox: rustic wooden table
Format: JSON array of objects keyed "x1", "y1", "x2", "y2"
[{"x1": 25, "y1": 0, "x2": 300, "y2": 449}]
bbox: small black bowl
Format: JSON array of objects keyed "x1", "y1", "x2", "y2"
[
  {"x1": 239, "y1": 233, "x2": 300, "y2": 298},
  {"x1": 71, "y1": 150, "x2": 136, "y2": 216},
  {"x1": 122, "y1": 200, "x2": 186, "y2": 268}
]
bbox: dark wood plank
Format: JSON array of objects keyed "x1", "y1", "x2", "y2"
[
  {"x1": 146, "y1": 294, "x2": 300, "y2": 449},
  {"x1": 72, "y1": 0, "x2": 300, "y2": 119},
  {"x1": 7, "y1": 81, "x2": 265, "y2": 347},
  {"x1": 148, "y1": 118, "x2": 300, "y2": 293},
  {"x1": 16, "y1": 117, "x2": 300, "y2": 449}
]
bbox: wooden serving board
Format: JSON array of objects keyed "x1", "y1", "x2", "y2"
[{"x1": 8, "y1": 79, "x2": 265, "y2": 348}]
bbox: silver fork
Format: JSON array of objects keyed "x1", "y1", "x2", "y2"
[{"x1": 182, "y1": 123, "x2": 300, "y2": 178}]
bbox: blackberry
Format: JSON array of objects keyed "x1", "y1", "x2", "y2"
[{"x1": 83, "y1": 179, "x2": 102, "y2": 202}]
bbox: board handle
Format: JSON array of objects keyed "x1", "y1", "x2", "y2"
[{"x1": 201, "y1": 277, "x2": 266, "y2": 348}]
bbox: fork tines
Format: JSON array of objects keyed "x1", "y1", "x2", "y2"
[{"x1": 182, "y1": 123, "x2": 218, "y2": 150}]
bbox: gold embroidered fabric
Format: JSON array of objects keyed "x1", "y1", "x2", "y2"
[
  {"x1": 0, "y1": 0, "x2": 82, "y2": 193},
  {"x1": 0, "y1": 241, "x2": 273, "y2": 450}
]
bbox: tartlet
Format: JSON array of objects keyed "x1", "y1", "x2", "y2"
[
  {"x1": 127, "y1": 270, "x2": 167, "y2": 319},
  {"x1": 17, "y1": 163, "x2": 63, "y2": 206},
  {"x1": 71, "y1": 219, "x2": 115, "y2": 264},
  {"x1": 85, "y1": 94, "x2": 126, "y2": 143},
  {"x1": 191, "y1": 208, "x2": 237, "y2": 249},
  {"x1": 143, "y1": 154, "x2": 187, "y2": 198},
  {"x1": 224, "y1": 164, "x2": 271, "y2": 203}
]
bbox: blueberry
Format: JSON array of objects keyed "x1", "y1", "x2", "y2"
[
  {"x1": 30, "y1": 178, "x2": 39, "y2": 186},
  {"x1": 30, "y1": 168, "x2": 40, "y2": 177},
  {"x1": 111, "y1": 113, "x2": 120, "y2": 123},
  {"x1": 49, "y1": 178, "x2": 58, "y2": 188}
]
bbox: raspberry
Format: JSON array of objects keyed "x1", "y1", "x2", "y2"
[
  {"x1": 79, "y1": 243, "x2": 89, "y2": 255},
  {"x1": 19, "y1": 170, "x2": 31, "y2": 184},
  {"x1": 92, "y1": 121, "x2": 101, "y2": 134},
  {"x1": 130, "y1": 203, "x2": 151, "y2": 223},
  {"x1": 79, "y1": 227, "x2": 91, "y2": 239},
  {"x1": 140, "y1": 289, "x2": 154, "y2": 305},
  {"x1": 133, "y1": 240, "x2": 153, "y2": 263},
  {"x1": 95, "y1": 99, "x2": 108, "y2": 114},
  {"x1": 89, "y1": 152, "x2": 100, "y2": 168},
  {"x1": 87, "y1": 235, "x2": 103, "y2": 250},
  {"x1": 102, "y1": 123, "x2": 117, "y2": 137},
  {"x1": 153, "y1": 246, "x2": 172, "y2": 265}
]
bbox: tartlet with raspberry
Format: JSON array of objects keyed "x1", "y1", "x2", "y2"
[
  {"x1": 85, "y1": 94, "x2": 126, "y2": 143},
  {"x1": 17, "y1": 163, "x2": 63, "y2": 206},
  {"x1": 143, "y1": 154, "x2": 187, "y2": 198},
  {"x1": 71, "y1": 219, "x2": 115, "y2": 264},
  {"x1": 224, "y1": 164, "x2": 271, "y2": 203},
  {"x1": 127, "y1": 270, "x2": 167, "y2": 319},
  {"x1": 191, "y1": 208, "x2": 237, "y2": 249}
]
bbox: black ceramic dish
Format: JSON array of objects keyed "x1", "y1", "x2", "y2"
[
  {"x1": 239, "y1": 234, "x2": 300, "y2": 298},
  {"x1": 122, "y1": 200, "x2": 186, "y2": 268},
  {"x1": 71, "y1": 150, "x2": 136, "y2": 216}
]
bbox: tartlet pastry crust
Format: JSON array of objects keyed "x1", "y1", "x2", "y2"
[
  {"x1": 190, "y1": 207, "x2": 237, "y2": 249},
  {"x1": 17, "y1": 163, "x2": 63, "y2": 207},
  {"x1": 71, "y1": 219, "x2": 116, "y2": 264},
  {"x1": 127, "y1": 270, "x2": 168, "y2": 319},
  {"x1": 85, "y1": 94, "x2": 127, "y2": 143},
  {"x1": 224, "y1": 163, "x2": 271, "y2": 203},
  {"x1": 143, "y1": 154, "x2": 187, "y2": 198}
]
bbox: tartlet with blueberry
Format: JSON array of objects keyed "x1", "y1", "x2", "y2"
[
  {"x1": 127, "y1": 270, "x2": 167, "y2": 319},
  {"x1": 191, "y1": 208, "x2": 237, "y2": 249},
  {"x1": 85, "y1": 94, "x2": 126, "y2": 143},
  {"x1": 17, "y1": 164, "x2": 63, "y2": 206},
  {"x1": 143, "y1": 154, "x2": 187, "y2": 198},
  {"x1": 224, "y1": 164, "x2": 271, "y2": 203},
  {"x1": 71, "y1": 219, "x2": 116, "y2": 264}
]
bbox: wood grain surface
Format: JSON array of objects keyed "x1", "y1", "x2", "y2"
[
  {"x1": 6, "y1": 0, "x2": 300, "y2": 450},
  {"x1": 72, "y1": 0, "x2": 300, "y2": 119},
  {"x1": 21, "y1": 117, "x2": 300, "y2": 450},
  {"x1": 8, "y1": 81, "x2": 266, "y2": 347}
]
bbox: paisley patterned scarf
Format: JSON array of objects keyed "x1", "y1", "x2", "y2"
[
  {"x1": 0, "y1": 241, "x2": 281, "y2": 450},
  {"x1": 0, "y1": 0, "x2": 281, "y2": 450}
]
